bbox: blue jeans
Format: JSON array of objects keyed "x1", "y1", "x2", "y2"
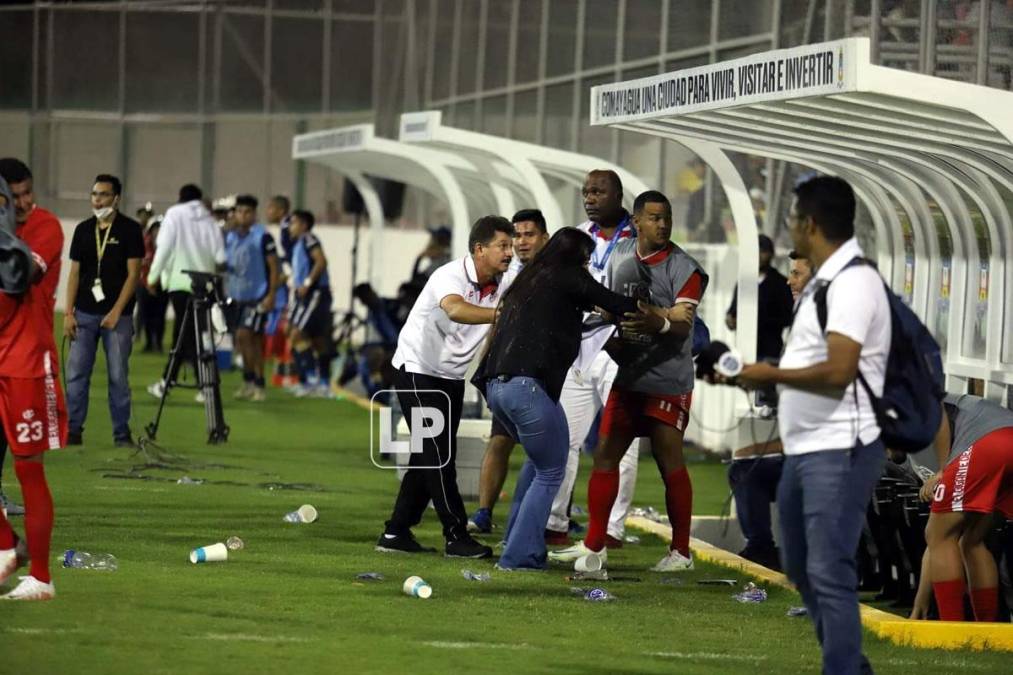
[
  {"x1": 778, "y1": 438, "x2": 885, "y2": 675},
  {"x1": 66, "y1": 310, "x2": 134, "y2": 440},
  {"x1": 729, "y1": 456, "x2": 783, "y2": 553},
  {"x1": 486, "y1": 377, "x2": 568, "y2": 570}
]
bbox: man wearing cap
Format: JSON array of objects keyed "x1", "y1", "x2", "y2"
[{"x1": 725, "y1": 233, "x2": 794, "y2": 362}]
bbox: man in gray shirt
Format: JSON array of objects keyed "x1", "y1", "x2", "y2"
[
  {"x1": 556, "y1": 190, "x2": 707, "y2": 574},
  {"x1": 915, "y1": 394, "x2": 1013, "y2": 622}
]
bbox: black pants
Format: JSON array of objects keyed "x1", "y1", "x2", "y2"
[
  {"x1": 163, "y1": 291, "x2": 197, "y2": 384},
  {"x1": 385, "y1": 367, "x2": 469, "y2": 542},
  {"x1": 138, "y1": 286, "x2": 168, "y2": 352}
]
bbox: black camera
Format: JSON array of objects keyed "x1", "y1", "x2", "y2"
[{"x1": 183, "y1": 270, "x2": 228, "y2": 305}]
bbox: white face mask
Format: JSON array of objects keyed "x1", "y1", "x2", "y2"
[{"x1": 93, "y1": 206, "x2": 115, "y2": 221}]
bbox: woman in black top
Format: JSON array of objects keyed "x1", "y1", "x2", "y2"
[{"x1": 474, "y1": 227, "x2": 642, "y2": 570}]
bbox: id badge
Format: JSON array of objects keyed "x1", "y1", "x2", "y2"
[{"x1": 92, "y1": 280, "x2": 106, "y2": 302}]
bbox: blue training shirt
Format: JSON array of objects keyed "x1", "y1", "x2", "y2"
[
  {"x1": 292, "y1": 231, "x2": 329, "y2": 291},
  {"x1": 226, "y1": 223, "x2": 277, "y2": 302}
]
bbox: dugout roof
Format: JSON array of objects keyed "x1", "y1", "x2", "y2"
[
  {"x1": 398, "y1": 110, "x2": 651, "y2": 238},
  {"x1": 593, "y1": 37, "x2": 1013, "y2": 396},
  {"x1": 291, "y1": 123, "x2": 516, "y2": 289}
]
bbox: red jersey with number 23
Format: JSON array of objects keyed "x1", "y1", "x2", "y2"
[{"x1": 0, "y1": 206, "x2": 63, "y2": 378}]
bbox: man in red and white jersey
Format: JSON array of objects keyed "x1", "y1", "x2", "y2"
[{"x1": 0, "y1": 158, "x2": 68, "y2": 601}]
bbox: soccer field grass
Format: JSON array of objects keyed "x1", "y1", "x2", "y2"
[{"x1": 1, "y1": 346, "x2": 1006, "y2": 674}]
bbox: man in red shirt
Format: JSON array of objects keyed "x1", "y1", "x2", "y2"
[{"x1": 0, "y1": 158, "x2": 67, "y2": 601}]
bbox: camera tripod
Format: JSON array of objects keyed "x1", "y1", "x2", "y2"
[{"x1": 144, "y1": 290, "x2": 229, "y2": 447}]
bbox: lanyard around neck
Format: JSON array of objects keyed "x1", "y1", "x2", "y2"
[
  {"x1": 95, "y1": 220, "x2": 113, "y2": 276},
  {"x1": 589, "y1": 218, "x2": 628, "y2": 272}
]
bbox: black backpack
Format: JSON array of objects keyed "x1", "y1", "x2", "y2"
[{"x1": 815, "y1": 257, "x2": 945, "y2": 452}]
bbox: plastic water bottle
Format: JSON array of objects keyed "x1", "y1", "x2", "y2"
[{"x1": 61, "y1": 550, "x2": 118, "y2": 571}]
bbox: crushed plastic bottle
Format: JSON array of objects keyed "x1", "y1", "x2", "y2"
[
  {"x1": 226, "y1": 536, "x2": 244, "y2": 551},
  {"x1": 461, "y1": 569, "x2": 490, "y2": 582},
  {"x1": 356, "y1": 572, "x2": 384, "y2": 581},
  {"x1": 61, "y1": 550, "x2": 118, "y2": 571},
  {"x1": 732, "y1": 582, "x2": 768, "y2": 603},
  {"x1": 176, "y1": 476, "x2": 204, "y2": 485},
  {"x1": 659, "y1": 576, "x2": 684, "y2": 586},
  {"x1": 786, "y1": 606, "x2": 808, "y2": 617},
  {"x1": 584, "y1": 587, "x2": 615, "y2": 602}
]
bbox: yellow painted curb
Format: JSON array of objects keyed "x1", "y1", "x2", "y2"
[
  {"x1": 626, "y1": 515, "x2": 1013, "y2": 652},
  {"x1": 329, "y1": 385, "x2": 381, "y2": 413}
]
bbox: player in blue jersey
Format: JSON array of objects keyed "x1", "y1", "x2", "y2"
[{"x1": 287, "y1": 209, "x2": 334, "y2": 398}]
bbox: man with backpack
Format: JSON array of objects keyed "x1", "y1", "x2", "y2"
[{"x1": 735, "y1": 176, "x2": 892, "y2": 675}]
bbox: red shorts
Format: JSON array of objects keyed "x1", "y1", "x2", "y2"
[
  {"x1": 0, "y1": 375, "x2": 68, "y2": 456},
  {"x1": 600, "y1": 387, "x2": 692, "y2": 438},
  {"x1": 931, "y1": 427, "x2": 1013, "y2": 518}
]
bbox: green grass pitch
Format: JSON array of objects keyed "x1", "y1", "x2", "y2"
[{"x1": 0, "y1": 338, "x2": 1006, "y2": 674}]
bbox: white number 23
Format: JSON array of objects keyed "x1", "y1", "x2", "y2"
[{"x1": 16, "y1": 421, "x2": 43, "y2": 443}]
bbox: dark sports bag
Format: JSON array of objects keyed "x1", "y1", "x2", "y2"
[{"x1": 815, "y1": 257, "x2": 945, "y2": 452}]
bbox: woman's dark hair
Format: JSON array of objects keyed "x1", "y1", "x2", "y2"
[{"x1": 500, "y1": 227, "x2": 595, "y2": 309}]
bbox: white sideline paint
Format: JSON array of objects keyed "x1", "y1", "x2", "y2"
[
  {"x1": 422, "y1": 641, "x2": 533, "y2": 651},
  {"x1": 648, "y1": 651, "x2": 766, "y2": 663},
  {"x1": 196, "y1": 633, "x2": 311, "y2": 644},
  {"x1": 2, "y1": 627, "x2": 81, "y2": 635},
  {"x1": 94, "y1": 486, "x2": 168, "y2": 493}
]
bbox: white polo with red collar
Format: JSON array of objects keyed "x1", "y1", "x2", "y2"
[{"x1": 392, "y1": 255, "x2": 514, "y2": 380}]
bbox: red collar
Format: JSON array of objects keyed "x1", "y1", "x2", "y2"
[
  {"x1": 636, "y1": 241, "x2": 674, "y2": 265},
  {"x1": 478, "y1": 281, "x2": 499, "y2": 299}
]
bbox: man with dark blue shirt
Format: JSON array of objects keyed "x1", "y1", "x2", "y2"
[{"x1": 287, "y1": 209, "x2": 333, "y2": 398}]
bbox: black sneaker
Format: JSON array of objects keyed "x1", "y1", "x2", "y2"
[
  {"x1": 375, "y1": 532, "x2": 436, "y2": 554},
  {"x1": 445, "y1": 536, "x2": 493, "y2": 559},
  {"x1": 114, "y1": 435, "x2": 135, "y2": 449},
  {"x1": 66, "y1": 431, "x2": 83, "y2": 446}
]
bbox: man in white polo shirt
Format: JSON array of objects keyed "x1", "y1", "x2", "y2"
[
  {"x1": 737, "y1": 176, "x2": 890, "y2": 675},
  {"x1": 377, "y1": 215, "x2": 515, "y2": 559}
]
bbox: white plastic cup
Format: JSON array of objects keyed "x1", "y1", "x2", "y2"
[
  {"x1": 283, "y1": 504, "x2": 318, "y2": 523},
  {"x1": 297, "y1": 504, "x2": 318, "y2": 523},
  {"x1": 574, "y1": 551, "x2": 604, "y2": 573},
  {"x1": 190, "y1": 542, "x2": 228, "y2": 564},
  {"x1": 403, "y1": 575, "x2": 432, "y2": 599}
]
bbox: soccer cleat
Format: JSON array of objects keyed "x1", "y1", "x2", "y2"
[
  {"x1": 194, "y1": 390, "x2": 206, "y2": 404},
  {"x1": 234, "y1": 383, "x2": 253, "y2": 400},
  {"x1": 0, "y1": 490, "x2": 25, "y2": 517},
  {"x1": 374, "y1": 532, "x2": 436, "y2": 554},
  {"x1": 548, "y1": 540, "x2": 606, "y2": 565},
  {"x1": 147, "y1": 380, "x2": 166, "y2": 399},
  {"x1": 66, "y1": 431, "x2": 83, "y2": 446},
  {"x1": 114, "y1": 436, "x2": 135, "y2": 449},
  {"x1": 309, "y1": 383, "x2": 332, "y2": 399},
  {"x1": 467, "y1": 508, "x2": 492, "y2": 534},
  {"x1": 2, "y1": 575, "x2": 55, "y2": 601},
  {"x1": 445, "y1": 536, "x2": 493, "y2": 559},
  {"x1": 651, "y1": 549, "x2": 694, "y2": 572},
  {"x1": 249, "y1": 387, "x2": 267, "y2": 403}
]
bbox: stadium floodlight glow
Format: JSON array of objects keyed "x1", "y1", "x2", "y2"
[
  {"x1": 591, "y1": 37, "x2": 1013, "y2": 399},
  {"x1": 398, "y1": 110, "x2": 652, "y2": 233}
]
